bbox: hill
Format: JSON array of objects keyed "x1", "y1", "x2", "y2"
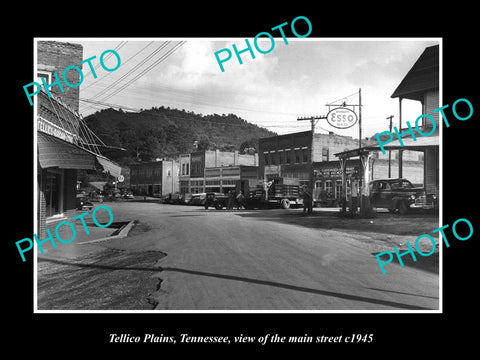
[{"x1": 83, "y1": 106, "x2": 276, "y2": 166}]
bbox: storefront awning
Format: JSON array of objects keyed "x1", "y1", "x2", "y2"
[
  {"x1": 374, "y1": 133, "x2": 439, "y2": 150},
  {"x1": 335, "y1": 134, "x2": 440, "y2": 159},
  {"x1": 38, "y1": 132, "x2": 97, "y2": 170},
  {"x1": 95, "y1": 155, "x2": 122, "y2": 178},
  {"x1": 38, "y1": 132, "x2": 122, "y2": 178}
]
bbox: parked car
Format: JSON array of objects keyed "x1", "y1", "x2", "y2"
[
  {"x1": 190, "y1": 193, "x2": 206, "y2": 206},
  {"x1": 123, "y1": 191, "x2": 134, "y2": 199},
  {"x1": 76, "y1": 196, "x2": 94, "y2": 211},
  {"x1": 369, "y1": 178, "x2": 437, "y2": 214},
  {"x1": 180, "y1": 193, "x2": 193, "y2": 205},
  {"x1": 204, "y1": 192, "x2": 230, "y2": 209}
]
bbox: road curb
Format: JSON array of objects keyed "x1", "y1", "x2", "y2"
[{"x1": 77, "y1": 220, "x2": 136, "y2": 245}]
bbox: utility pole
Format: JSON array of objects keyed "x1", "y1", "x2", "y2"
[
  {"x1": 386, "y1": 115, "x2": 394, "y2": 178},
  {"x1": 297, "y1": 115, "x2": 327, "y2": 213},
  {"x1": 358, "y1": 88, "x2": 364, "y2": 214}
]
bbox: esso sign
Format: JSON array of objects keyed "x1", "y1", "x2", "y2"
[{"x1": 326, "y1": 107, "x2": 358, "y2": 129}]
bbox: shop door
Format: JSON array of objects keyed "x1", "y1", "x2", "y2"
[{"x1": 45, "y1": 170, "x2": 63, "y2": 217}]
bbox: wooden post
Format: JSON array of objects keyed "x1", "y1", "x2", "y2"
[
  {"x1": 398, "y1": 98, "x2": 403, "y2": 178},
  {"x1": 386, "y1": 115, "x2": 394, "y2": 178}
]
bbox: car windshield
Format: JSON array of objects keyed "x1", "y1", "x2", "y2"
[{"x1": 390, "y1": 180, "x2": 413, "y2": 189}]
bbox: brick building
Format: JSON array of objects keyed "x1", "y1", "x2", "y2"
[
  {"x1": 37, "y1": 41, "x2": 83, "y2": 112},
  {"x1": 259, "y1": 131, "x2": 359, "y2": 203},
  {"x1": 259, "y1": 130, "x2": 425, "y2": 204},
  {"x1": 36, "y1": 40, "x2": 120, "y2": 239}
]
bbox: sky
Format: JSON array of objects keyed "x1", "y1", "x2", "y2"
[{"x1": 65, "y1": 37, "x2": 440, "y2": 139}]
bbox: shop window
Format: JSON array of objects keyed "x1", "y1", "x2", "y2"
[
  {"x1": 279, "y1": 151, "x2": 284, "y2": 164},
  {"x1": 325, "y1": 180, "x2": 333, "y2": 196},
  {"x1": 335, "y1": 179, "x2": 342, "y2": 199}
]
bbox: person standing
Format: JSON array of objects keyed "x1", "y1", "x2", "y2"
[
  {"x1": 302, "y1": 184, "x2": 313, "y2": 216},
  {"x1": 350, "y1": 178, "x2": 359, "y2": 214},
  {"x1": 227, "y1": 190, "x2": 234, "y2": 210},
  {"x1": 236, "y1": 191, "x2": 245, "y2": 209}
]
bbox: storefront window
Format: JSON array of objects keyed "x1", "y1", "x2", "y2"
[
  {"x1": 325, "y1": 180, "x2": 333, "y2": 197},
  {"x1": 335, "y1": 179, "x2": 342, "y2": 199}
]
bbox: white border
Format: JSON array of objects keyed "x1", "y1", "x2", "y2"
[{"x1": 33, "y1": 37, "x2": 443, "y2": 314}]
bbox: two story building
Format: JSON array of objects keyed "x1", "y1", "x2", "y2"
[{"x1": 36, "y1": 41, "x2": 121, "y2": 238}]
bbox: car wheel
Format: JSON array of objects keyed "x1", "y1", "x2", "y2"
[
  {"x1": 281, "y1": 199, "x2": 290, "y2": 209},
  {"x1": 388, "y1": 208, "x2": 396, "y2": 213},
  {"x1": 398, "y1": 201, "x2": 408, "y2": 215},
  {"x1": 215, "y1": 203, "x2": 223, "y2": 210}
]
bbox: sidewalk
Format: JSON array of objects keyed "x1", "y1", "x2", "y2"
[{"x1": 38, "y1": 207, "x2": 135, "y2": 260}]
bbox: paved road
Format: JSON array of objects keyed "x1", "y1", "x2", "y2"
[{"x1": 88, "y1": 201, "x2": 439, "y2": 311}]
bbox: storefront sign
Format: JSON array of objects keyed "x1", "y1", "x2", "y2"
[
  {"x1": 326, "y1": 107, "x2": 358, "y2": 129},
  {"x1": 38, "y1": 116, "x2": 76, "y2": 144}
]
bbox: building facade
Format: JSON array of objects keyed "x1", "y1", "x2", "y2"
[
  {"x1": 36, "y1": 41, "x2": 120, "y2": 239},
  {"x1": 259, "y1": 131, "x2": 360, "y2": 203},
  {"x1": 185, "y1": 150, "x2": 258, "y2": 194},
  {"x1": 259, "y1": 130, "x2": 425, "y2": 204},
  {"x1": 389, "y1": 44, "x2": 439, "y2": 195},
  {"x1": 130, "y1": 160, "x2": 179, "y2": 197}
]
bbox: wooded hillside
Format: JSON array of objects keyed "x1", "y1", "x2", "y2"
[{"x1": 83, "y1": 106, "x2": 276, "y2": 166}]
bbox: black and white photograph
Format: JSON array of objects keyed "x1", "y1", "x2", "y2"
[
  {"x1": 7, "y1": 7, "x2": 478, "y2": 354},
  {"x1": 32, "y1": 37, "x2": 441, "y2": 312}
]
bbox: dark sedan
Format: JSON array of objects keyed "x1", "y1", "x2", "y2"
[{"x1": 369, "y1": 178, "x2": 437, "y2": 214}]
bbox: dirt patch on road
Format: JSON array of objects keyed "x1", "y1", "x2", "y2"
[
  {"x1": 238, "y1": 209, "x2": 439, "y2": 237},
  {"x1": 37, "y1": 248, "x2": 166, "y2": 310}
]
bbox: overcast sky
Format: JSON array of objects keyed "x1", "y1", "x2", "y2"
[{"x1": 67, "y1": 38, "x2": 440, "y2": 139}]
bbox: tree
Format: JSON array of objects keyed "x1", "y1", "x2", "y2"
[
  {"x1": 239, "y1": 138, "x2": 258, "y2": 154},
  {"x1": 196, "y1": 136, "x2": 211, "y2": 151}
]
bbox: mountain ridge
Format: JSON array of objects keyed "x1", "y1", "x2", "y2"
[{"x1": 83, "y1": 106, "x2": 276, "y2": 166}]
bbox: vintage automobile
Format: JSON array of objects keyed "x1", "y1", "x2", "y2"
[
  {"x1": 369, "y1": 178, "x2": 438, "y2": 214},
  {"x1": 76, "y1": 196, "x2": 94, "y2": 211},
  {"x1": 190, "y1": 193, "x2": 207, "y2": 206},
  {"x1": 204, "y1": 192, "x2": 230, "y2": 210}
]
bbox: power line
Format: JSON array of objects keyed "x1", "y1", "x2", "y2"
[
  {"x1": 81, "y1": 42, "x2": 171, "y2": 112},
  {"x1": 83, "y1": 41, "x2": 128, "y2": 80},
  {"x1": 96, "y1": 41, "x2": 186, "y2": 104},
  {"x1": 81, "y1": 41, "x2": 155, "y2": 92}
]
